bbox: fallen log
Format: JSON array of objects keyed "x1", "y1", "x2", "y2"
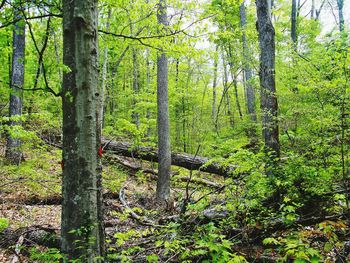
[
  {"x1": 103, "y1": 139, "x2": 236, "y2": 177},
  {"x1": 40, "y1": 135, "x2": 237, "y2": 177},
  {"x1": 111, "y1": 156, "x2": 222, "y2": 188}
]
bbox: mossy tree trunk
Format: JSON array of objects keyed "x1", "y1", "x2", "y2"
[
  {"x1": 256, "y1": 0, "x2": 280, "y2": 159},
  {"x1": 6, "y1": 2, "x2": 25, "y2": 165},
  {"x1": 61, "y1": 0, "x2": 104, "y2": 261}
]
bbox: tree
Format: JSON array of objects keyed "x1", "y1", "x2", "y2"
[
  {"x1": 6, "y1": 1, "x2": 25, "y2": 165},
  {"x1": 61, "y1": 0, "x2": 104, "y2": 261},
  {"x1": 256, "y1": 0, "x2": 280, "y2": 159},
  {"x1": 291, "y1": 0, "x2": 297, "y2": 45},
  {"x1": 337, "y1": 0, "x2": 344, "y2": 32},
  {"x1": 156, "y1": 0, "x2": 171, "y2": 201},
  {"x1": 240, "y1": 1, "x2": 257, "y2": 130}
]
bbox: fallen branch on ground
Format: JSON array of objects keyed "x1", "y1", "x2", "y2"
[{"x1": 103, "y1": 139, "x2": 237, "y2": 177}]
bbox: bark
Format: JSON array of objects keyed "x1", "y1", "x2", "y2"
[
  {"x1": 291, "y1": 0, "x2": 297, "y2": 45},
  {"x1": 6, "y1": 4, "x2": 25, "y2": 165},
  {"x1": 256, "y1": 0, "x2": 280, "y2": 159},
  {"x1": 156, "y1": 0, "x2": 171, "y2": 201},
  {"x1": 175, "y1": 59, "x2": 181, "y2": 143},
  {"x1": 337, "y1": 0, "x2": 344, "y2": 32},
  {"x1": 103, "y1": 139, "x2": 236, "y2": 177},
  {"x1": 61, "y1": 0, "x2": 104, "y2": 261}
]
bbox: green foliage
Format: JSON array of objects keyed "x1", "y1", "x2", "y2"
[
  {"x1": 30, "y1": 247, "x2": 64, "y2": 263},
  {"x1": 0, "y1": 218, "x2": 9, "y2": 232},
  {"x1": 263, "y1": 233, "x2": 323, "y2": 262}
]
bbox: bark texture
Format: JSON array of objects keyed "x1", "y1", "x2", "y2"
[
  {"x1": 156, "y1": 0, "x2": 171, "y2": 201},
  {"x1": 256, "y1": 0, "x2": 280, "y2": 158},
  {"x1": 61, "y1": 0, "x2": 104, "y2": 261},
  {"x1": 6, "y1": 4, "x2": 25, "y2": 165}
]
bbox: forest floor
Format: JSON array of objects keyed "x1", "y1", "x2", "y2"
[{"x1": 1, "y1": 139, "x2": 350, "y2": 262}]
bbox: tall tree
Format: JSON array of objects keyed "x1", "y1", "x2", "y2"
[
  {"x1": 291, "y1": 0, "x2": 297, "y2": 45},
  {"x1": 256, "y1": 0, "x2": 280, "y2": 158},
  {"x1": 156, "y1": 0, "x2": 171, "y2": 201},
  {"x1": 61, "y1": 0, "x2": 104, "y2": 261},
  {"x1": 337, "y1": 0, "x2": 344, "y2": 32},
  {"x1": 212, "y1": 45, "x2": 218, "y2": 126},
  {"x1": 240, "y1": 1, "x2": 257, "y2": 126},
  {"x1": 6, "y1": 2, "x2": 25, "y2": 165}
]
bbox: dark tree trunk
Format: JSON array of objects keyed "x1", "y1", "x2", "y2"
[
  {"x1": 156, "y1": 0, "x2": 171, "y2": 201},
  {"x1": 337, "y1": 0, "x2": 344, "y2": 32},
  {"x1": 61, "y1": 0, "x2": 104, "y2": 261},
  {"x1": 256, "y1": 0, "x2": 280, "y2": 159},
  {"x1": 6, "y1": 4, "x2": 25, "y2": 165},
  {"x1": 311, "y1": 0, "x2": 315, "y2": 19}
]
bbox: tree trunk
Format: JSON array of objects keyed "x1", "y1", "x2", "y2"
[
  {"x1": 132, "y1": 47, "x2": 140, "y2": 129},
  {"x1": 240, "y1": 2, "x2": 256, "y2": 123},
  {"x1": 291, "y1": 0, "x2": 297, "y2": 46},
  {"x1": 212, "y1": 45, "x2": 218, "y2": 126},
  {"x1": 61, "y1": 0, "x2": 104, "y2": 261},
  {"x1": 337, "y1": 0, "x2": 344, "y2": 32},
  {"x1": 240, "y1": 2, "x2": 258, "y2": 144},
  {"x1": 156, "y1": 0, "x2": 171, "y2": 201},
  {"x1": 256, "y1": 0, "x2": 280, "y2": 159},
  {"x1": 311, "y1": 0, "x2": 315, "y2": 19},
  {"x1": 222, "y1": 52, "x2": 234, "y2": 128},
  {"x1": 146, "y1": 48, "x2": 152, "y2": 138},
  {"x1": 6, "y1": 4, "x2": 25, "y2": 165},
  {"x1": 232, "y1": 73, "x2": 243, "y2": 120}
]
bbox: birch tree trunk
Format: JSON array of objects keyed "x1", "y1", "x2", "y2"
[
  {"x1": 256, "y1": 0, "x2": 280, "y2": 159},
  {"x1": 156, "y1": 0, "x2": 171, "y2": 201},
  {"x1": 61, "y1": 0, "x2": 104, "y2": 261},
  {"x1": 6, "y1": 3, "x2": 25, "y2": 165}
]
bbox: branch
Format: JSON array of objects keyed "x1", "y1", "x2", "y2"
[
  {"x1": 0, "y1": 13, "x2": 61, "y2": 30},
  {"x1": 98, "y1": 14, "x2": 215, "y2": 42}
]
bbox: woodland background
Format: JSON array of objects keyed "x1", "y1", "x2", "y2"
[{"x1": 1, "y1": 0, "x2": 350, "y2": 262}]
